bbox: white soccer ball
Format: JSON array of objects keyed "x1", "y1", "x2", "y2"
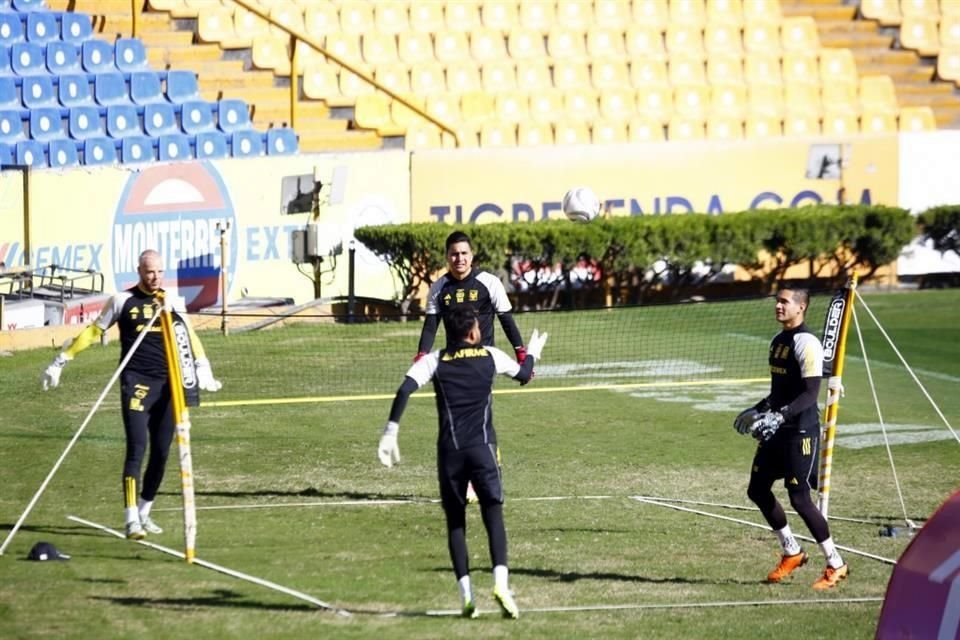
[{"x1": 562, "y1": 186, "x2": 601, "y2": 223}]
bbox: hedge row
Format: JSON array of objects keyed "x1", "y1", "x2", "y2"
[{"x1": 918, "y1": 206, "x2": 960, "y2": 256}]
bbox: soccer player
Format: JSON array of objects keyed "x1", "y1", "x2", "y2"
[
  {"x1": 379, "y1": 307, "x2": 548, "y2": 619},
  {"x1": 734, "y1": 287, "x2": 848, "y2": 590},
  {"x1": 41, "y1": 250, "x2": 222, "y2": 540},
  {"x1": 415, "y1": 230, "x2": 528, "y2": 503}
]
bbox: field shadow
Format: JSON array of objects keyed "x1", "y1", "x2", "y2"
[
  {"x1": 92, "y1": 589, "x2": 320, "y2": 613},
  {"x1": 159, "y1": 488, "x2": 425, "y2": 502},
  {"x1": 0, "y1": 523, "x2": 115, "y2": 539},
  {"x1": 431, "y1": 565, "x2": 756, "y2": 586}
]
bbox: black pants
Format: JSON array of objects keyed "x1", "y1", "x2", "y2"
[{"x1": 120, "y1": 370, "x2": 174, "y2": 505}]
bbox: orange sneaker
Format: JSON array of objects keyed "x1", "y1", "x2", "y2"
[
  {"x1": 812, "y1": 564, "x2": 849, "y2": 590},
  {"x1": 766, "y1": 551, "x2": 809, "y2": 583}
]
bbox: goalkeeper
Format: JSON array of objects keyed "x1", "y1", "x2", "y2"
[
  {"x1": 734, "y1": 287, "x2": 847, "y2": 590},
  {"x1": 379, "y1": 307, "x2": 547, "y2": 620},
  {"x1": 40, "y1": 250, "x2": 222, "y2": 541}
]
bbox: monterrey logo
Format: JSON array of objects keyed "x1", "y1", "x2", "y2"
[{"x1": 112, "y1": 162, "x2": 237, "y2": 311}]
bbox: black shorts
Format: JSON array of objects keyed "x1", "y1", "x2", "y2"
[
  {"x1": 438, "y1": 444, "x2": 503, "y2": 509},
  {"x1": 750, "y1": 429, "x2": 820, "y2": 492}
]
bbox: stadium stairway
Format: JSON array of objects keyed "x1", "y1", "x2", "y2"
[
  {"x1": 43, "y1": 0, "x2": 383, "y2": 152},
  {"x1": 783, "y1": 0, "x2": 960, "y2": 128}
]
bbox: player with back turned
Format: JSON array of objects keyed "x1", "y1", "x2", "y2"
[{"x1": 734, "y1": 287, "x2": 848, "y2": 590}]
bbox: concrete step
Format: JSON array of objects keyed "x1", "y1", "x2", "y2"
[
  {"x1": 853, "y1": 48, "x2": 922, "y2": 65},
  {"x1": 148, "y1": 44, "x2": 224, "y2": 69},
  {"x1": 782, "y1": 5, "x2": 857, "y2": 21},
  {"x1": 821, "y1": 33, "x2": 895, "y2": 49},
  {"x1": 45, "y1": 0, "x2": 136, "y2": 12},
  {"x1": 298, "y1": 129, "x2": 384, "y2": 152},
  {"x1": 137, "y1": 30, "x2": 194, "y2": 48}
]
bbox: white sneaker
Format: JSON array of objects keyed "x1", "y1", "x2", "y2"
[
  {"x1": 140, "y1": 516, "x2": 163, "y2": 535},
  {"x1": 493, "y1": 586, "x2": 519, "y2": 619},
  {"x1": 125, "y1": 520, "x2": 145, "y2": 540}
]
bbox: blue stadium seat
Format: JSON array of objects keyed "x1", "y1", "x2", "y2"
[
  {"x1": 106, "y1": 104, "x2": 140, "y2": 138},
  {"x1": 82, "y1": 39, "x2": 115, "y2": 74},
  {"x1": 61, "y1": 12, "x2": 93, "y2": 45},
  {"x1": 68, "y1": 105, "x2": 105, "y2": 140},
  {"x1": 231, "y1": 130, "x2": 264, "y2": 157},
  {"x1": 46, "y1": 42, "x2": 81, "y2": 75},
  {"x1": 13, "y1": 0, "x2": 45, "y2": 11},
  {"x1": 16, "y1": 139, "x2": 46, "y2": 167},
  {"x1": 130, "y1": 71, "x2": 166, "y2": 106},
  {"x1": 21, "y1": 76, "x2": 58, "y2": 109},
  {"x1": 0, "y1": 109, "x2": 26, "y2": 144},
  {"x1": 11, "y1": 42, "x2": 47, "y2": 76},
  {"x1": 0, "y1": 142, "x2": 13, "y2": 166},
  {"x1": 82, "y1": 136, "x2": 118, "y2": 165},
  {"x1": 94, "y1": 72, "x2": 130, "y2": 107},
  {"x1": 0, "y1": 12, "x2": 25, "y2": 47},
  {"x1": 217, "y1": 98, "x2": 251, "y2": 133},
  {"x1": 121, "y1": 135, "x2": 156, "y2": 164},
  {"x1": 29, "y1": 107, "x2": 66, "y2": 142},
  {"x1": 58, "y1": 73, "x2": 95, "y2": 108},
  {"x1": 195, "y1": 130, "x2": 229, "y2": 159},
  {"x1": 0, "y1": 77, "x2": 20, "y2": 111},
  {"x1": 115, "y1": 38, "x2": 149, "y2": 74},
  {"x1": 158, "y1": 133, "x2": 193, "y2": 161},
  {"x1": 48, "y1": 138, "x2": 80, "y2": 168},
  {"x1": 0, "y1": 47, "x2": 11, "y2": 75},
  {"x1": 266, "y1": 127, "x2": 298, "y2": 155},
  {"x1": 180, "y1": 100, "x2": 215, "y2": 135},
  {"x1": 26, "y1": 11, "x2": 59, "y2": 45},
  {"x1": 166, "y1": 70, "x2": 199, "y2": 104},
  {"x1": 143, "y1": 102, "x2": 177, "y2": 136}
]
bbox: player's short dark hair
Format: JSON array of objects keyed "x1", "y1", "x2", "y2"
[
  {"x1": 781, "y1": 287, "x2": 810, "y2": 308},
  {"x1": 448, "y1": 307, "x2": 479, "y2": 341},
  {"x1": 445, "y1": 231, "x2": 472, "y2": 251}
]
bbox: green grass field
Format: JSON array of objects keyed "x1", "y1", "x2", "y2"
[{"x1": 1, "y1": 289, "x2": 957, "y2": 639}]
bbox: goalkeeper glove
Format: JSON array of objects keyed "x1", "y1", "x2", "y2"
[
  {"x1": 413, "y1": 351, "x2": 427, "y2": 363},
  {"x1": 515, "y1": 346, "x2": 527, "y2": 363},
  {"x1": 41, "y1": 353, "x2": 70, "y2": 391},
  {"x1": 195, "y1": 358, "x2": 222, "y2": 392},
  {"x1": 733, "y1": 408, "x2": 760, "y2": 435},
  {"x1": 526, "y1": 329, "x2": 548, "y2": 361},
  {"x1": 378, "y1": 421, "x2": 400, "y2": 467},
  {"x1": 753, "y1": 411, "x2": 785, "y2": 442}
]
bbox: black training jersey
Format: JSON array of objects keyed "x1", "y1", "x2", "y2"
[
  {"x1": 424, "y1": 269, "x2": 512, "y2": 347},
  {"x1": 405, "y1": 343, "x2": 522, "y2": 452},
  {"x1": 93, "y1": 286, "x2": 167, "y2": 379},
  {"x1": 768, "y1": 323, "x2": 823, "y2": 430}
]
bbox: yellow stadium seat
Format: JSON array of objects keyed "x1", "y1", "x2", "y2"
[
  {"x1": 673, "y1": 84, "x2": 710, "y2": 120},
  {"x1": 481, "y1": 0, "x2": 518, "y2": 32},
  {"x1": 445, "y1": 0, "x2": 481, "y2": 32},
  {"x1": 665, "y1": 24, "x2": 705, "y2": 56},
  {"x1": 519, "y1": 0, "x2": 556, "y2": 32},
  {"x1": 744, "y1": 52, "x2": 783, "y2": 86},
  {"x1": 435, "y1": 30, "x2": 471, "y2": 64},
  {"x1": 564, "y1": 89, "x2": 600, "y2": 121},
  {"x1": 632, "y1": 0, "x2": 669, "y2": 32},
  {"x1": 745, "y1": 113, "x2": 782, "y2": 138},
  {"x1": 494, "y1": 90, "x2": 530, "y2": 123},
  {"x1": 391, "y1": 95, "x2": 428, "y2": 129},
  {"x1": 324, "y1": 32, "x2": 363, "y2": 66},
  {"x1": 669, "y1": 54, "x2": 707, "y2": 86},
  {"x1": 628, "y1": 115, "x2": 667, "y2": 142},
  {"x1": 199, "y1": 7, "x2": 246, "y2": 48},
  {"x1": 707, "y1": 114, "x2": 745, "y2": 139},
  {"x1": 480, "y1": 119, "x2": 517, "y2": 147},
  {"x1": 374, "y1": 1, "x2": 409, "y2": 35},
  {"x1": 860, "y1": 109, "x2": 898, "y2": 133},
  {"x1": 556, "y1": 0, "x2": 593, "y2": 30},
  {"x1": 706, "y1": 0, "x2": 743, "y2": 27},
  {"x1": 425, "y1": 93, "x2": 462, "y2": 123},
  {"x1": 460, "y1": 90, "x2": 496, "y2": 126},
  {"x1": 234, "y1": 8, "x2": 270, "y2": 43},
  {"x1": 707, "y1": 52, "x2": 745, "y2": 85},
  {"x1": 671, "y1": 0, "x2": 707, "y2": 27},
  {"x1": 508, "y1": 28, "x2": 548, "y2": 60},
  {"x1": 443, "y1": 126, "x2": 480, "y2": 149},
  {"x1": 782, "y1": 51, "x2": 820, "y2": 87},
  {"x1": 405, "y1": 123, "x2": 443, "y2": 150},
  {"x1": 339, "y1": 68, "x2": 376, "y2": 99},
  {"x1": 901, "y1": 0, "x2": 939, "y2": 18},
  {"x1": 586, "y1": 26, "x2": 626, "y2": 58},
  {"x1": 668, "y1": 115, "x2": 706, "y2": 140},
  {"x1": 821, "y1": 83, "x2": 859, "y2": 115},
  {"x1": 398, "y1": 31, "x2": 434, "y2": 65},
  {"x1": 362, "y1": 33, "x2": 399, "y2": 65},
  {"x1": 859, "y1": 0, "x2": 901, "y2": 26},
  {"x1": 515, "y1": 60, "x2": 553, "y2": 90},
  {"x1": 822, "y1": 109, "x2": 860, "y2": 135},
  {"x1": 339, "y1": 0, "x2": 374, "y2": 35},
  {"x1": 554, "y1": 119, "x2": 592, "y2": 145},
  {"x1": 819, "y1": 48, "x2": 859, "y2": 87},
  {"x1": 591, "y1": 58, "x2": 630, "y2": 89},
  {"x1": 940, "y1": 16, "x2": 960, "y2": 48},
  {"x1": 295, "y1": 40, "x2": 329, "y2": 74},
  {"x1": 625, "y1": 25, "x2": 668, "y2": 60},
  {"x1": 410, "y1": 61, "x2": 446, "y2": 95},
  {"x1": 599, "y1": 87, "x2": 637, "y2": 122},
  {"x1": 900, "y1": 15, "x2": 941, "y2": 56},
  {"x1": 859, "y1": 74, "x2": 898, "y2": 115},
  {"x1": 269, "y1": 2, "x2": 304, "y2": 37},
  {"x1": 445, "y1": 61, "x2": 482, "y2": 93},
  {"x1": 373, "y1": 62, "x2": 411, "y2": 94},
  {"x1": 784, "y1": 83, "x2": 821, "y2": 118},
  {"x1": 783, "y1": 114, "x2": 821, "y2": 136},
  {"x1": 898, "y1": 105, "x2": 936, "y2": 131},
  {"x1": 748, "y1": 84, "x2": 784, "y2": 118},
  {"x1": 742, "y1": 0, "x2": 782, "y2": 25},
  {"x1": 781, "y1": 16, "x2": 820, "y2": 53},
  {"x1": 304, "y1": 4, "x2": 340, "y2": 40},
  {"x1": 529, "y1": 88, "x2": 565, "y2": 122},
  {"x1": 592, "y1": 119, "x2": 629, "y2": 144},
  {"x1": 517, "y1": 120, "x2": 554, "y2": 146},
  {"x1": 409, "y1": 1, "x2": 445, "y2": 33},
  {"x1": 743, "y1": 23, "x2": 781, "y2": 55},
  {"x1": 252, "y1": 34, "x2": 291, "y2": 75},
  {"x1": 302, "y1": 62, "x2": 342, "y2": 102},
  {"x1": 704, "y1": 23, "x2": 744, "y2": 55},
  {"x1": 470, "y1": 27, "x2": 509, "y2": 62},
  {"x1": 547, "y1": 27, "x2": 588, "y2": 60},
  {"x1": 636, "y1": 86, "x2": 674, "y2": 123},
  {"x1": 595, "y1": 0, "x2": 631, "y2": 28},
  {"x1": 355, "y1": 93, "x2": 400, "y2": 135},
  {"x1": 630, "y1": 58, "x2": 669, "y2": 87},
  {"x1": 481, "y1": 60, "x2": 518, "y2": 93},
  {"x1": 937, "y1": 47, "x2": 960, "y2": 84},
  {"x1": 710, "y1": 84, "x2": 747, "y2": 118}
]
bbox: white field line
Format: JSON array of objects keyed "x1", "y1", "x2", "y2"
[{"x1": 67, "y1": 515, "x2": 351, "y2": 617}]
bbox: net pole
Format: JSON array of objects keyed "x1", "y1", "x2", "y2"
[{"x1": 817, "y1": 273, "x2": 858, "y2": 518}]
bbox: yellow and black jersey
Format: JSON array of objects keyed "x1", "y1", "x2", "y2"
[
  {"x1": 93, "y1": 286, "x2": 168, "y2": 379},
  {"x1": 768, "y1": 322, "x2": 823, "y2": 431}
]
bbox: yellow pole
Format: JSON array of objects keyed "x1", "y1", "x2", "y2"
[
  {"x1": 218, "y1": 221, "x2": 230, "y2": 336},
  {"x1": 289, "y1": 35, "x2": 298, "y2": 131},
  {"x1": 131, "y1": 0, "x2": 139, "y2": 38},
  {"x1": 817, "y1": 272, "x2": 858, "y2": 518}
]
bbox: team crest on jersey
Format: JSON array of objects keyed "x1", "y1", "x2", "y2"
[
  {"x1": 469, "y1": 289, "x2": 478, "y2": 302},
  {"x1": 455, "y1": 289, "x2": 465, "y2": 303}
]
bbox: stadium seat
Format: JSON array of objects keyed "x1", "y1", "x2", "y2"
[
  {"x1": 397, "y1": 31, "x2": 433, "y2": 65},
  {"x1": 564, "y1": 90, "x2": 599, "y2": 122},
  {"x1": 665, "y1": 24, "x2": 705, "y2": 56},
  {"x1": 409, "y1": 1, "x2": 444, "y2": 33},
  {"x1": 443, "y1": 126, "x2": 479, "y2": 149},
  {"x1": 667, "y1": 115, "x2": 706, "y2": 140},
  {"x1": 586, "y1": 26, "x2": 626, "y2": 58},
  {"x1": 233, "y1": 8, "x2": 269, "y2": 45},
  {"x1": 599, "y1": 87, "x2": 636, "y2": 122},
  {"x1": 129, "y1": 71, "x2": 165, "y2": 106},
  {"x1": 822, "y1": 109, "x2": 860, "y2": 135},
  {"x1": 528, "y1": 88, "x2": 564, "y2": 123},
  {"x1": 748, "y1": 84, "x2": 785, "y2": 118},
  {"x1": 29, "y1": 107, "x2": 65, "y2": 142},
  {"x1": 294, "y1": 40, "x2": 327, "y2": 76},
  {"x1": 900, "y1": 15, "x2": 940, "y2": 56},
  {"x1": 46, "y1": 42, "x2": 81, "y2": 75},
  {"x1": 68, "y1": 105, "x2": 105, "y2": 139},
  {"x1": 516, "y1": 120, "x2": 553, "y2": 146},
  {"x1": 302, "y1": 63, "x2": 343, "y2": 102},
  {"x1": 180, "y1": 100, "x2": 216, "y2": 135},
  {"x1": 742, "y1": 0, "x2": 782, "y2": 26},
  {"x1": 669, "y1": 55, "x2": 707, "y2": 86},
  {"x1": 304, "y1": 3, "x2": 339, "y2": 40},
  {"x1": 143, "y1": 102, "x2": 178, "y2": 137},
  {"x1": 21, "y1": 76, "x2": 58, "y2": 109},
  {"x1": 636, "y1": 86, "x2": 674, "y2": 124},
  {"x1": 494, "y1": 90, "x2": 529, "y2": 123},
  {"x1": 16, "y1": 139, "x2": 46, "y2": 166},
  {"x1": 706, "y1": 53, "x2": 745, "y2": 86},
  {"x1": 354, "y1": 93, "x2": 393, "y2": 133},
  {"x1": 425, "y1": 92, "x2": 460, "y2": 123},
  {"x1": 743, "y1": 23, "x2": 781, "y2": 55},
  {"x1": 252, "y1": 34, "x2": 291, "y2": 75},
  {"x1": 632, "y1": 0, "x2": 669, "y2": 31},
  {"x1": 707, "y1": 0, "x2": 744, "y2": 27},
  {"x1": 479, "y1": 119, "x2": 517, "y2": 147},
  {"x1": 859, "y1": 109, "x2": 896, "y2": 134},
  {"x1": 481, "y1": 0, "x2": 518, "y2": 32},
  {"x1": 705, "y1": 23, "x2": 743, "y2": 56},
  {"x1": 781, "y1": 16, "x2": 820, "y2": 53},
  {"x1": 266, "y1": 127, "x2": 297, "y2": 154},
  {"x1": 374, "y1": 1, "x2": 409, "y2": 35},
  {"x1": 81, "y1": 39, "x2": 115, "y2": 74},
  {"x1": 554, "y1": 60, "x2": 591, "y2": 90},
  {"x1": 901, "y1": 0, "x2": 939, "y2": 19},
  {"x1": 782, "y1": 51, "x2": 820, "y2": 87},
  {"x1": 268, "y1": 1, "x2": 305, "y2": 37},
  {"x1": 115, "y1": 38, "x2": 149, "y2": 74},
  {"x1": 339, "y1": 69, "x2": 376, "y2": 100},
  {"x1": 859, "y1": 0, "x2": 901, "y2": 26},
  {"x1": 26, "y1": 11, "x2": 59, "y2": 45},
  {"x1": 783, "y1": 83, "x2": 821, "y2": 118},
  {"x1": 519, "y1": 0, "x2": 556, "y2": 32},
  {"x1": 625, "y1": 24, "x2": 667, "y2": 60},
  {"x1": 819, "y1": 48, "x2": 858, "y2": 88},
  {"x1": 937, "y1": 47, "x2": 960, "y2": 84},
  {"x1": 0, "y1": 109, "x2": 26, "y2": 144},
  {"x1": 547, "y1": 26, "x2": 588, "y2": 60},
  {"x1": 231, "y1": 129, "x2": 264, "y2": 157},
  {"x1": 710, "y1": 84, "x2": 747, "y2": 119},
  {"x1": 744, "y1": 113, "x2": 782, "y2": 138},
  {"x1": 591, "y1": 59, "x2": 630, "y2": 90},
  {"x1": 13, "y1": 0, "x2": 44, "y2": 11},
  {"x1": 94, "y1": 73, "x2": 130, "y2": 107},
  {"x1": 627, "y1": 115, "x2": 666, "y2": 142},
  {"x1": 898, "y1": 105, "x2": 936, "y2": 131},
  {"x1": 507, "y1": 28, "x2": 547, "y2": 60},
  {"x1": 195, "y1": 130, "x2": 230, "y2": 158},
  {"x1": 480, "y1": 60, "x2": 517, "y2": 93},
  {"x1": 595, "y1": 0, "x2": 630, "y2": 28},
  {"x1": 389, "y1": 95, "x2": 426, "y2": 130},
  {"x1": 12, "y1": 42, "x2": 46, "y2": 76},
  {"x1": 630, "y1": 58, "x2": 669, "y2": 87},
  {"x1": 674, "y1": 85, "x2": 710, "y2": 120},
  {"x1": 403, "y1": 121, "x2": 442, "y2": 149},
  {"x1": 166, "y1": 70, "x2": 200, "y2": 103},
  {"x1": 198, "y1": 7, "x2": 243, "y2": 48},
  {"x1": 941, "y1": 16, "x2": 960, "y2": 49},
  {"x1": 706, "y1": 114, "x2": 744, "y2": 140},
  {"x1": 0, "y1": 77, "x2": 19, "y2": 111},
  {"x1": 434, "y1": 30, "x2": 471, "y2": 64},
  {"x1": 859, "y1": 74, "x2": 898, "y2": 115},
  {"x1": 515, "y1": 60, "x2": 552, "y2": 91},
  {"x1": 361, "y1": 33, "x2": 399, "y2": 66},
  {"x1": 0, "y1": 142, "x2": 12, "y2": 165},
  {"x1": 60, "y1": 12, "x2": 93, "y2": 45},
  {"x1": 82, "y1": 136, "x2": 118, "y2": 165},
  {"x1": 445, "y1": 0, "x2": 481, "y2": 32},
  {"x1": 460, "y1": 90, "x2": 495, "y2": 126},
  {"x1": 158, "y1": 133, "x2": 193, "y2": 161},
  {"x1": 58, "y1": 74, "x2": 94, "y2": 108},
  {"x1": 340, "y1": 0, "x2": 375, "y2": 36},
  {"x1": 783, "y1": 113, "x2": 820, "y2": 136},
  {"x1": 821, "y1": 83, "x2": 859, "y2": 116},
  {"x1": 554, "y1": 119, "x2": 591, "y2": 145},
  {"x1": 470, "y1": 27, "x2": 509, "y2": 62},
  {"x1": 671, "y1": 0, "x2": 707, "y2": 27},
  {"x1": 556, "y1": 0, "x2": 592, "y2": 30},
  {"x1": 121, "y1": 135, "x2": 156, "y2": 164},
  {"x1": 446, "y1": 61, "x2": 482, "y2": 93},
  {"x1": 48, "y1": 138, "x2": 79, "y2": 168},
  {"x1": 106, "y1": 104, "x2": 140, "y2": 138},
  {"x1": 591, "y1": 118, "x2": 628, "y2": 144},
  {"x1": 744, "y1": 52, "x2": 783, "y2": 86},
  {"x1": 215, "y1": 98, "x2": 250, "y2": 133},
  {"x1": 408, "y1": 61, "x2": 445, "y2": 96},
  {"x1": 0, "y1": 13, "x2": 25, "y2": 47}
]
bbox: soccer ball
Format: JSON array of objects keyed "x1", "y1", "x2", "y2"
[{"x1": 562, "y1": 186, "x2": 601, "y2": 223}]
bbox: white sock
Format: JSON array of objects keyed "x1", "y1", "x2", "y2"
[
  {"x1": 818, "y1": 537, "x2": 845, "y2": 569},
  {"x1": 775, "y1": 525, "x2": 802, "y2": 556},
  {"x1": 458, "y1": 575, "x2": 472, "y2": 603},
  {"x1": 137, "y1": 498, "x2": 153, "y2": 519},
  {"x1": 124, "y1": 506, "x2": 139, "y2": 524},
  {"x1": 493, "y1": 565, "x2": 509, "y2": 592}
]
